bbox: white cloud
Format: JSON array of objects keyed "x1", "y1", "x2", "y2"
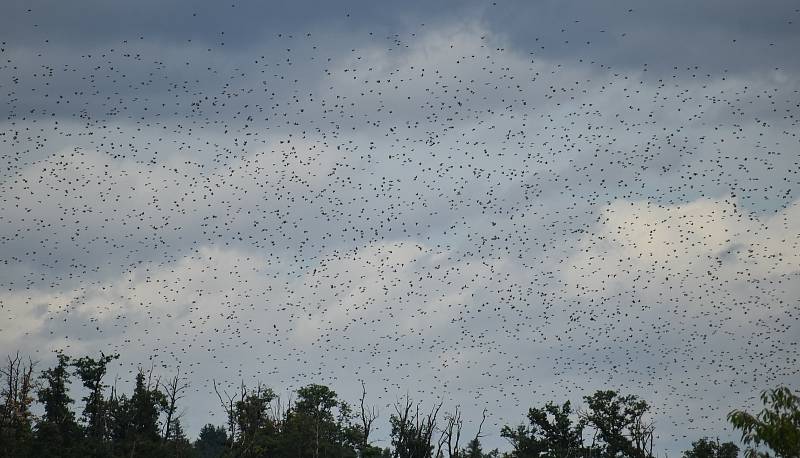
[{"x1": 566, "y1": 196, "x2": 800, "y2": 307}]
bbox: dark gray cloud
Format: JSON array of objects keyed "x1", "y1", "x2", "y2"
[
  {"x1": 2, "y1": 0, "x2": 463, "y2": 48},
  {"x1": 5, "y1": 0, "x2": 796, "y2": 73},
  {"x1": 485, "y1": 0, "x2": 800, "y2": 72}
]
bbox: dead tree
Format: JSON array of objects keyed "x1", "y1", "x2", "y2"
[
  {"x1": 629, "y1": 415, "x2": 655, "y2": 458},
  {"x1": 213, "y1": 379, "x2": 245, "y2": 447},
  {"x1": 359, "y1": 380, "x2": 379, "y2": 450},
  {"x1": 0, "y1": 352, "x2": 37, "y2": 432},
  {"x1": 391, "y1": 394, "x2": 442, "y2": 458},
  {"x1": 440, "y1": 406, "x2": 463, "y2": 458},
  {"x1": 473, "y1": 408, "x2": 487, "y2": 445},
  {"x1": 160, "y1": 368, "x2": 190, "y2": 442}
]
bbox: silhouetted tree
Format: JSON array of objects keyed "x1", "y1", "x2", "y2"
[
  {"x1": 282, "y1": 383, "x2": 358, "y2": 458},
  {"x1": 359, "y1": 380, "x2": 380, "y2": 456},
  {"x1": 195, "y1": 423, "x2": 228, "y2": 458},
  {"x1": 580, "y1": 390, "x2": 654, "y2": 458},
  {"x1": 126, "y1": 368, "x2": 167, "y2": 455},
  {"x1": 161, "y1": 368, "x2": 190, "y2": 444},
  {"x1": 34, "y1": 353, "x2": 80, "y2": 457},
  {"x1": 463, "y1": 438, "x2": 483, "y2": 458},
  {"x1": 232, "y1": 383, "x2": 278, "y2": 457},
  {"x1": 0, "y1": 352, "x2": 37, "y2": 457},
  {"x1": 1, "y1": 349, "x2": 778, "y2": 458},
  {"x1": 72, "y1": 352, "x2": 119, "y2": 445},
  {"x1": 168, "y1": 418, "x2": 194, "y2": 457},
  {"x1": 390, "y1": 395, "x2": 441, "y2": 458},
  {"x1": 501, "y1": 400, "x2": 583, "y2": 458},
  {"x1": 682, "y1": 437, "x2": 739, "y2": 458}
]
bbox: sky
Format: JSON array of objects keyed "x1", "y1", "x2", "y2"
[{"x1": 1, "y1": 0, "x2": 799, "y2": 454}]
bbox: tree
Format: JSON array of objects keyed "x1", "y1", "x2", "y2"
[
  {"x1": 463, "y1": 409, "x2": 493, "y2": 458},
  {"x1": 106, "y1": 386, "x2": 131, "y2": 452},
  {"x1": 194, "y1": 423, "x2": 228, "y2": 458},
  {"x1": 2, "y1": 348, "x2": 781, "y2": 458},
  {"x1": 213, "y1": 379, "x2": 242, "y2": 449},
  {"x1": 72, "y1": 352, "x2": 119, "y2": 442},
  {"x1": 728, "y1": 386, "x2": 800, "y2": 458},
  {"x1": 35, "y1": 353, "x2": 80, "y2": 456},
  {"x1": 682, "y1": 437, "x2": 739, "y2": 458},
  {"x1": 168, "y1": 418, "x2": 193, "y2": 457},
  {"x1": 127, "y1": 368, "x2": 167, "y2": 448},
  {"x1": 580, "y1": 390, "x2": 654, "y2": 458},
  {"x1": 0, "y1": 352, "x2": 37, "y2": 457},
  {"x1": 463, "y1": 438, "x2": 484, "y2": 458},
  {"x1": 501, "y1": 400, "x2": 583, "y2": 458},
  {"x1": 359, "y1": 380, "x2": 380, "y2": 456},
  {"x1": 233, "y1": 383, "x2": 278, "y2": 457},
  {"x1": 104, "y1": 368, "x2": 168, "y2": 457},
  {"x1": 284, "y1": 383, "x2": 358, "y2": 458},
  {"x1": 390, "y1": 395, "x2": 441, "y2": 458},
  {"x1": 160, "y1": 368, "x2": 190, "y2": 444},
  {"x1": 439, "y1": 405, "x2": 464, "y2": 458},
  {"x1": 462, "y1": 438, "x2": 499, "y2": 458}
]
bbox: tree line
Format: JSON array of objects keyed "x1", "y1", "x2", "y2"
[{"x1": 1, "y1": 351, "x2": 797, "y2": 457}]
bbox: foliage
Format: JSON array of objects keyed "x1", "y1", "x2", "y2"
[
  {"x1": 282, "y1": 383, "x2": 359, "y2": 458},
  {"x1": 389, "y1": 395, "x2": 441, "y2": 458},
  {"x1": 728, "y1": 386, "x2": 800, "y2": 458},
  {"x1": 0, "y1": 352, "x2": 37, "y2": 457},
  {"x1": 681, "y1": 437, "x2": 739, "y2": 458},
  {"x1": 232, "y1": 384, "x2": 278, "y2": 457},
  {"x1": 501, "y1": 400, "x2": 583, "y2": 458},
  {"x1": 72, "y1": 352, "x2": 119, "y2": 442},
  {"x1": 2, "y1": 349, "x2": 793, "y2": 458},
  {"x1": 580, "y1": 390, "x2": 654, "y2": 458},
  {"x1": 35, "y1": 353, "x2": 80, "y2": 456},
  {"x1": 195, "y1": 423, "x2": 228, "y2": 458},
  {"x1": 463, "y1": 437, "x2": 500, "y2": 458}
]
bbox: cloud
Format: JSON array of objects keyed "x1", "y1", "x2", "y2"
[
  {"x1": 2, "y1": 6, "x2": 799, "y2": 455},
  {"x1": 566, "y1": 195, "x2": 800, "y2": 306}
]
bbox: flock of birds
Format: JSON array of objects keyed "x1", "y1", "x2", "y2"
[{"x1": 1, "y1": 1, "x2": 798, "y2": 453}]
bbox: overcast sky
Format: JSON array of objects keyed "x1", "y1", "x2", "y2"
[{"x1": 2, "y1": 0, "x2": 799, "y2": 454}]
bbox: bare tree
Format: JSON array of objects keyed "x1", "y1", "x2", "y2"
[
  {"x1": 268, "y1": 391, "x2": 289, "y2": 431},
  {"x1": 213, "y1": 379, "x2": 245, "y2": 447},
  {"x1": 160, "y1": 368, "x2": 190, "y2": 441},
  {"x1": 630, "y1": 415, "x2": 655, "y2": 458},
  {"x1": 436, "y1": 425, "x2": 448, "y2": 458},
  {"x1": 391, "y1": 394, "x2": 442, "y2": 458},
  {"x1": 440, "y1": 406, "x2": 463, "y2": 458},
  {"x1": 473, "y1": 408, "x2": 487, "y2": 445},
  {"x1": 579, "y1": 391, "x2": 655, "y2": 458},
  {"x1": 359, "y1": 380, "x2": 379, "y2": 450},
  {"x1": 0, "y1": 352, "x2": 37, "y2": 431}
]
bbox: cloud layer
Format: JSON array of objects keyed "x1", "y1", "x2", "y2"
[{"x1": 2, "y1": 2, "x2": 799, "y2": 454}]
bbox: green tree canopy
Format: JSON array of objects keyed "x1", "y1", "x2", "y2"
[
  {"x1": 581, "y1": 390, "x2": 654, "y2": 458},
  {"x1": 501, "y1": 400, "x2": 583, "y2": 458},
  {"x1": 728, "y1": 386, "x2": 800, "y2": 458}
]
